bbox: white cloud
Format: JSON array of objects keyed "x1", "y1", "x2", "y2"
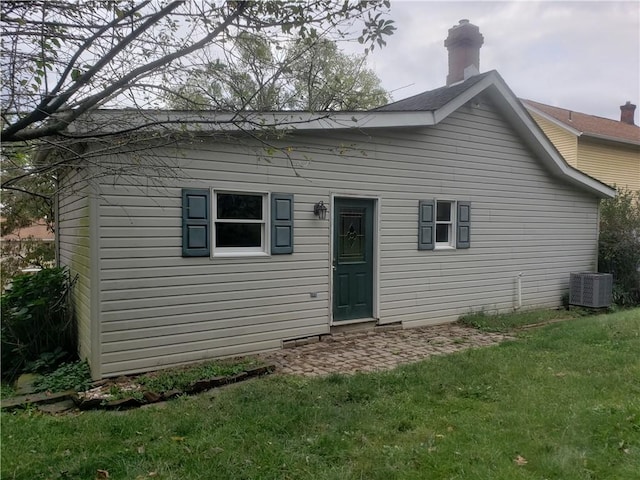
[{"x1": 352, "y1": 1, "x2": 640, "y2": 121}]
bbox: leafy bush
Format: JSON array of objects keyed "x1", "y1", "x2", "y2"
[
  {"x1": 598, "y1": 188, "x2": 640, "y2": 307},
  {"x1": 33, "y1": 361, "x2": 91, "y2": 393},
  {"x1": 0, "y1": 237, "x2": 55, "y2": 291},
  {"x1": 1, "y1": 267, "x2": 77, "y2": 379}
]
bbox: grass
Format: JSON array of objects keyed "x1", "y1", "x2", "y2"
[
  {"x1": 2, "y1": 309, "x2": 639, "y2": 479},
  {"x1": 137, "y1": 358, "x2": 260, "y2": 393},
  {"x1": 458, "y1": 306, "x2": 594, "y2": 332}
]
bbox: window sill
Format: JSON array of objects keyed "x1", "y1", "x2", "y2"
[
  {"x1": 212, "y1": 251, "x2": 270, "y2": 258},
  {"x1": 434, "y1": 245, "x2": 456, "y2": 251}
]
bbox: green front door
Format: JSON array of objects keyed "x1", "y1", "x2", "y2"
[{"x1": 333, "y1": 198, "x2": 374, "y2": 321}]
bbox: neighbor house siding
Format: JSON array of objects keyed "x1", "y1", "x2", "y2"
[
  {"x1": 94, "y1": 98, "x2": 599, "y2": 377},
  {"x1": 529, "y1": 111, "x2": 578, "y2": 166},
  {"x1": 57, "y1": 169, "x2": 96, "y2": 375},
  {"x1": 577, "y1": 139, "x2": 640, "y2": 191}
]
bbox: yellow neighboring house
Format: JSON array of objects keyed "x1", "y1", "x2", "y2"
[{"x1": 522, "y1": 99, "x2": 640, "y2": 191}]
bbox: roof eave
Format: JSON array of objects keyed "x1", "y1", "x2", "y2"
[
  {"x1": 580, "y1": 131, "x2": 640, "y2": 147},
  {"x1": 482, "y1": 78, "x2": 616, "y2": 199},
  {"x1": 68, "y1": 110, "x2": 438, "y2": 134},
  {"x1": 69, "y1": 73, "x2": 616, "y2": 199},
  {"x1": 522, "y1": 103, "x2": 582, "y2": 136}
]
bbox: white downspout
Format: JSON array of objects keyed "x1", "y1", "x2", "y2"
[{"x1": 515, "y1": 272, "x2": 523, "y2": 310}]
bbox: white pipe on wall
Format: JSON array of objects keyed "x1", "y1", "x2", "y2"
[{"x1": 515, "y1": 272, "x2": 523, "y2": 310}]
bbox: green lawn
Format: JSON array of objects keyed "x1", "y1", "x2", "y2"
[{"x1": 2, "y1": 309, "x2": 639, "y2": 480}]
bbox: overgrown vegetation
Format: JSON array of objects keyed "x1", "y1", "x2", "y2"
[
  {"x1": 0, "y1": 267, "x2": 76, "y2": 380},
  {"x1": 458, "y1": 308, "x2": 589, "y2": 333},
  {"x1": 0, "y1": 238, "x2": 55, "y2": 291},
  {"x1": 33, "y1": 361, "x2": 91, "y2": 394},
  {"x1": 137, "y1": 359, "x2": 261, "y2": 393},
  {"x1": 599, "y1": 187, "x2": 640, "y2": 306},
  {"x1": 0, "y1": 383, "x2": 16, "y2": 400},
  {"x1": 2, "y1": 309, "x2": 638, "y2": 479}
]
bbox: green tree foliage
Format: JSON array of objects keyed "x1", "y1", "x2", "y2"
[
  {"x1": 598, "y1": 188, "x2": 640, "y2": 306},
  {"x1": 0, "y1": 238, "x2": 56, "y2": 291},
  {"x1": 1, "y1": 268, "x2": 76, "y2": 380},
  {"x1": 1, "y1": 147, "x2": 56, "y2": 288},
  {"x1": 1, "y1": 147, "x2": 56, "y2": 235},
  {"x1": 1, "y1": 0, "x2": 395, "y2": 227},
  {"x1": 1, "y1": 0, "x2": 395, "y2": 143},
  {"x1": 168, "y1": 34, "x2": 390, "y2": 111}
]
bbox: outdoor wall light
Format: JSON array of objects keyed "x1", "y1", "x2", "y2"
[{"x1": 313, "y1": 201, "x2": 328, "y2": 220}]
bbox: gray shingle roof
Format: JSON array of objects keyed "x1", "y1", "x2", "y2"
[{"x1": 373, "y1": 71, "x2": 494, "y2": 112}]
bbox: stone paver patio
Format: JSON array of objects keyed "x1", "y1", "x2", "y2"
[{"x1": 260, "y1": 324, "x2": 513, "y2": 376}]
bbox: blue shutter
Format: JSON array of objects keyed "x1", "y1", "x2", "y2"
[
  {"x1": 456, "y1": 201, "x2": 471, "y2": 249},
  {"x1": 182, "y1": 188, "x2": 210, "y2": 257},
  {"x1": 271, "y1": 193, "x2": 294, "y2": 254},
  {"x1": 418, "y1": 200, "x2": 435, "y2": 250}
]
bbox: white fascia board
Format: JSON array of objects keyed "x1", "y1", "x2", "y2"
[
  {"x1": 429, "y1": 73, "x2": 614, "y2": 198},
  {"x1": 69, "y1": 110, "x2": 437, "y2": 135},
  {"x1": 432, "y1": 73, "x2": 499, "y2": 124},
  {"x1": 522, "y1": 103, "x2": 583, "y2": 136},
  {"x1": 485, "y1": 80, "x2": 615, "y2": 199},
  {"x1": 193, "y1": 111, "x2": 437, "y2": 130}
]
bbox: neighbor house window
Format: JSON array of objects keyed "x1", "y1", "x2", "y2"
[
  {"x1": 213, "y1": 191, "x2": 267, "y2": 255},
  {"x1": 435, "y1": 200, "x2": 455, "y2": 248}
]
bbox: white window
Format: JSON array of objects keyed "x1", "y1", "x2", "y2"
[
  {"x1": 435, "y1": 200, "x2": 455, "y2": 248},
  {"x1": 213, "y1": 191, "x2": 268, "y2": 256}
]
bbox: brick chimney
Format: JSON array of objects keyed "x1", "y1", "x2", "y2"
[
  {"x1": 620, "y1": 101, "x2": 636, "y2": 125},
  {"x1": 444, "y1": 19, "x2": 484, "y2": 86}
]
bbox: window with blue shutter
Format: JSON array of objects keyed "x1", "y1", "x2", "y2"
[
  {"x1": 182, "y1": 188, "x2": 210, "y2": 257},
  {"x1": 418, "y1": 200, "x2": 435, "y2": 250},
  {"x1": 456, "y1": 201, "x2": 471, "y2": 249},
  {"x1": 271, "y1": 193, "x2": 294, "y2": 254}
]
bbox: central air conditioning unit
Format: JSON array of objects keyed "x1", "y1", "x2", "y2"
[{"x1": 569, "y1": 272, "x2": 613, "y2": 308}]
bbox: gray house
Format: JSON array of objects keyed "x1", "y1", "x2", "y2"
[{"x1": 57, "y1": 21, "x2": 615, "y2": 379}]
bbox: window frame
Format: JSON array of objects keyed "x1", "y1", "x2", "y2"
[
  {"x1": 435, "y1": 199, "x2": 456, "y2": 249},
  {"x1": 212, "y1": 189, "x2": 269, "y2": 257}
]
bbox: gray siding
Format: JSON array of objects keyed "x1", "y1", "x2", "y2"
[
  {"x1": 57, "y1": 169, "x2": 96, "y2": 375},
  {"x1": 93, "y1": 98, "x2": 599, "y2": 376}
]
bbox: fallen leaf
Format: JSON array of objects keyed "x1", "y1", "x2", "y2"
[
  {"x1": 96, "y1": 469, "x2": 110, "y2": 479},
  {"x1": 514, "y1": 455, "x2": 528, "y2": 466},
  {"x1": 137, "y1": 445, "x2": 145, "y2": 454},
  {"x1": 171, "y1": 436, "x2": 185, "y2": 442}
]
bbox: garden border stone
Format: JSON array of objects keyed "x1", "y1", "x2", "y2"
[{"x1": 2, "y1": 363, "x2": 276, "y2": 412}]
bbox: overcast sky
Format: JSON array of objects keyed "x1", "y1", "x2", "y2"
[{"x1": 354, "y1": 0, "x2": 640, "y2": 122}]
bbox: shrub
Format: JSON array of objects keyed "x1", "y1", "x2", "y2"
[
  {"x1": 33, "y1": 361, "x2": 92, "y2": 394},
  {"x1": 0, "y1": 267, "x2": 77, "y2": 379},
  {"x1": 0, "y1": 237, "x2": 55, "y2": 291},
  {"x1": 598, "y1": 188, "x2": 640, "y2": 307}
]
